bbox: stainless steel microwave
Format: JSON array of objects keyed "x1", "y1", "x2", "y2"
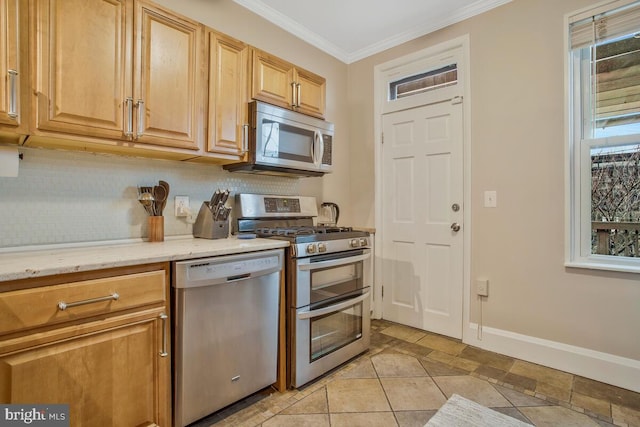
[{"x1": 224, "y1": 101, "x2": 334, "y2": 177}]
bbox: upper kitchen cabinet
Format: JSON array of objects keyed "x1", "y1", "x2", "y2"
[
  {"x1": 0, "y1": 0, "x2": 28, "y2": 141},
  {"x1": 133, "y1": 0, "x2": 203, "y2": 150},
  {"x1": 204, "y1": 29, "x2": 249, "y2": 161},
  {"x1": 251, "y1": 48, "x2": 326, "y2": 119},
  {"x1": 30, "y1": 0, "x2": 204, "y2": 156}
]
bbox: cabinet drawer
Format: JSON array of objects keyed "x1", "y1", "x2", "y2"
[{"x1": 0, "y1": 270, "x2": 166, "y2": 335}]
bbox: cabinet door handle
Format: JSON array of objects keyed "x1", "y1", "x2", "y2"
[
  {"x1": 58, "y1": 292, "x2": 119, "y2": 311},
  {"x1": 296, "y1": 83, "x2": 301, "y2": 107},
  {"x1": 136, "y1": 99, "x2": 145, "y2": 138},
  {"x1": 241, "y1": 124, "x2": 249, "y2": 154},
  {"x1": 8, "y1": 70, "x2": 18, "y2": 119},
  {"x1": 291, "y1": 82, "x2": 297, "y2": 108},
  {"x1": 124, "y1": 97, "x2": 133, "y2": 137},
  {"x1": 159, "y1": 313, "x2": 168, "y2": 357}
]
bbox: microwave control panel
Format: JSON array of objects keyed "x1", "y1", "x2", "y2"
[{"x1": 322, "y1": 135, "x2": 332, "y2": 165}]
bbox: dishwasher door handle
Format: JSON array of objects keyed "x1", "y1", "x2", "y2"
[{"x1": 227, "y1": 273, "x2": 251, "y2": 282}]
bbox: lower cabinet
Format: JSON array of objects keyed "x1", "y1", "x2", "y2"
[{"x1": 0, "y1": 264, "x2": 170, "y2": 427}]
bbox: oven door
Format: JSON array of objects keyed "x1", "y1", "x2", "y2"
[
  {"x1": 294, "y1": 249, "x2": 371, "y2": 308},
  {"x1": 292, "y1": 291, "x2": 371, "y2": 388}
]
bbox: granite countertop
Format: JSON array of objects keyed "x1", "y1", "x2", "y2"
[{"x1": 0, "y1": 237, "x2": 289, "y2": 282}]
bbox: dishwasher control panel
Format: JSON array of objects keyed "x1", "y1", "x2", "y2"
[{"x1": 173, "y1": 249, "x2": 283, "y2": 288}]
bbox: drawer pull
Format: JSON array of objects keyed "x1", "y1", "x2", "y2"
[
  {"x1": 159, "y1": 313, "x2": 168, "y2": 357},
  {"x1": 57, "y1": 293, "x2": 120, "y2": 311}
]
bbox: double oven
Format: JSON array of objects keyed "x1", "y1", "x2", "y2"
[{"x1": 236, "y1": 194, "x2": 371, "y2": 388}]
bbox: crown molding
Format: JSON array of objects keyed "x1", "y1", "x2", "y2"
[{"x1": 233, "y1": 0, "x2": 512, "y2": 64}]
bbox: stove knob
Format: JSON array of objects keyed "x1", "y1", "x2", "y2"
[
  {"x1": 350, "y1": 239, "x2": 359, "y2": 248},
  {"x1": 318, "y1": 243, "x2": 327, "y2": 253},
  {"x1": 359, "y1": 238, "x2": 368, "y2": 247},
  {"x1": 307, "y1": 244, "x2": 317, "y2": 254}
]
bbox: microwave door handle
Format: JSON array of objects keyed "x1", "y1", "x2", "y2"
[
  {"x1": 317, "y1": 132, "x2": 325, "y2": 166},
  {"x1": 297, "y1": 291, "x2": 370, "y2": 320},
  {"x1": 318, "y1": 132, "x2": 324, "y2": 166},
  {"x1": 312, "y1": 131, "x2": 322, "y2": 166},
  {"x1": 298, "y1": 252, "x2": 371, "y2": 271},
  {"x1": 310, "y1": 131, "x2": 318, "y2": 164}
]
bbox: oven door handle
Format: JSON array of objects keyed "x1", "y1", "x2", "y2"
[
  {"x1": 298, "y1": 253, "x2": 370, "y2": 271},
  {"x1": 297, "y1": 291, "x2": 370, "y2": 320}
]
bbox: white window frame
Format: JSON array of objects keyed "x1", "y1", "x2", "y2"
[{"x1": 565, "y1": 0, "x2": 640, "y2": 273}]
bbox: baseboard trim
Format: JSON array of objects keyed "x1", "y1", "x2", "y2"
[{"x1": 464, "y1": 323, "x2": 640, "y2": 393}]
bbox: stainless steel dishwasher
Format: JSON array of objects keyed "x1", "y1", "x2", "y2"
[{"x1": 172, "y1": 248, "x2": 283, "y2": 427}]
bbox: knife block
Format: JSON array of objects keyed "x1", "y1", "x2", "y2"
[{"x1": 193, "y1": 202, "x2": 229, "y2": 239}]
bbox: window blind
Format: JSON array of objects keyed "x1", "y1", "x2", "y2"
[{"x1": 570, "y1": 0, "x2": 640, "y2": 49}]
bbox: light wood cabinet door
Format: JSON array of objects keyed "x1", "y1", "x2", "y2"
[
  {"x1": 0, "y1": 0, "x2": 23, "y2": 131},
  {"x1": 133, "y1": 0, "x2": 203, "y2": 150},
  {"x1": 33, "y1": 0, "x2": 132, "y2": 140},
  {"x1": 206, "y1": 30, "x2": 249, "y2": 158},
  {"x1": 0, "y1": 310, "x2": 170, "y2": 427},
  {"x1": 251, "y1": 49, "x2": 295, "y2": 110},
  {"x1": 33, "y1": 0, "x2": 203, "y2": 152},
  {"x1": 251, "y1": 48, "x2": 326, "y2": 118},
  {"x1": 293, "y1": 67, "x2": 326, "y2": 119}
]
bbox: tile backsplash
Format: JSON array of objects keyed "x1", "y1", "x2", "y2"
[{"x1": 0, "y1": 147, "x2": 304, "y2": 249}]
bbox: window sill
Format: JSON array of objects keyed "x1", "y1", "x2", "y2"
[{"x1": 565, "y1": 260, "x2": 640, "y2": 274}]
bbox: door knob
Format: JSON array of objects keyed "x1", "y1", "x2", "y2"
[{"x1": 451, "y1": 223, "x2": 461, "y2": 232}]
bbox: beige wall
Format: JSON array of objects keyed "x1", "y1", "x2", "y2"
[
  {"x1": 348, "y1": 0, "x2": 640, "y2": 362},
  {"x1": 157, "y1": 0, "x2": 639, "y2": 363},
  {"x1": 154, "y1": 0, "x2": 351, "y2": 216}
]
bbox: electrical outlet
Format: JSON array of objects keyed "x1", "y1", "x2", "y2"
[
  {"x1": 476, "y1": 279, "x2": 489, "y2": 297},
  {"x1": 175, "y1": 196, "x2": 189, "y2": 217}
]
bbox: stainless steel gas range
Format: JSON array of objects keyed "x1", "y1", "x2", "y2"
[{"x1": 236, "y1": 194, "x2": 371, "y2": 388}]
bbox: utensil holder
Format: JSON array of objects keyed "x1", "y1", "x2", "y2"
[
  {"x1": 148, "y1": 216, "x2": 164, "y2": 242},
  {"x1": 193, "y1": 202, "x2": 229, "y2": 239}
]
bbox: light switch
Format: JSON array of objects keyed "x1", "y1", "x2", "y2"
[{"x1": 484, "y1": 191, "x2": 497, "y2": 208}]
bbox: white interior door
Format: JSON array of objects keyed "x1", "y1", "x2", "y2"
[{"x1": 381, "y1": 99, "x2": 464, "y2": 338}]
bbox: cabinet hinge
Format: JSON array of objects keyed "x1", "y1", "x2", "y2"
[
  {"x1": 382, "y1": 286, "x2": 384, "y2": 298},
  {"x1": 381, "y1": 132, "x2": 384, "y2": 144}
]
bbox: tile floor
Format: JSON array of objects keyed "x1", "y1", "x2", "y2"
[{"x1": 191, "y1": 319, "x2": 640, "y2": 427}]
